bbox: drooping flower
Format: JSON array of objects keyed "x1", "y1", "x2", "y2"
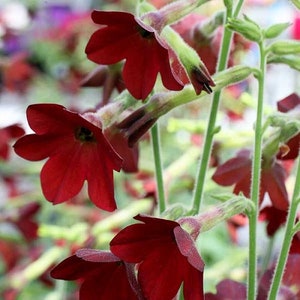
[
  {"x1": 85, "y1": 11, "x2": 184, "y2": 100},
  {"x1": 212, "y1": 149, "x2": 289, "y2": 210},
  {"x1": 13, "y1": 103, "x2": 123, "y2": 211},
  {"x1": 51, "y1": 249, "x2": 140, "y2": 300},
  {"x1": 0, "y1": 123, "x2": 25, "y2": 160},
  {"x1": 110, "y1": 214, "x2": 204, "y2": 300}
]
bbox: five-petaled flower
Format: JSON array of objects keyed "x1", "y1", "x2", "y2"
[
  {"x1": 51, "y1": 249, "x2": 140, "y2": 300},
  {"x1": 110, "y1": 214, "x2": 204, "y2": 300},
  {"x1": 13, "y1": 103, "x2": 123, "y2": 211},
  {"x1": 212, "y1": 149, "x2": 289, "y2": 211},
  {"x1": 85, "y1": 11, "x2": 184, "y2": 100}
]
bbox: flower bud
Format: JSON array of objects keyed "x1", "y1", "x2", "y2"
[
  {"x1": 161, "y1": 26, "x2": 215, "y2": 94},
  {"x1": 227, "y1": 15, "x2": 262, "y2": 42},
  {"x1": 264, "y1": 22, "x2": 291, "y2": 39},
  {"x1": 267, "y1": 54, "x2": 300, "y2": 72},
  {"x1": 178, "y1": 195, "x2": 253, "y2": 240},
  {"x1": 269, "y1": 40, "x2": 300, "y2": 55},
  {"x1": 214, "y1": 65, "x2": 253, "y2": 89}
]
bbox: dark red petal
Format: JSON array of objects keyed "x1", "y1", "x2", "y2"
[
  {"x1": 51, "y1": 255, "x2": 100, "y2": 280},
  {"x1": 40, "y1": 145, "x2": 86, "y2": 205},
  {"x1": 86, "y1": 144, "x2": 118, "y2": 211},
  {"x1": 76, "y1": 249, "x2": 120, "y2": 263},
  {"x1": 5, "y1": 124, "x2": 25, "y2": 138},
  {"x1": 259, "y1": 206, "x2": 287, "y2": 236},
  {"x1": 13, "y1": 134, "x2": 69, "y2": 161},
  {"x1": 91, "y1": 10, "x2": 135, "y2": 26},
  {"x1": 183, "y1": 264, "x2": 204, "y2": 300},
  {"x1": 277, "y1": 93, "x2": 300, "y2": 112},
  {"x1": 205, "y1": 279, "x2": 246, "y2": 300},
  {"x1": 26, "y1": 104, "x2": 77, "y2": 134},
  {"x1": 174, "y1": 226, "x2": 204, "y2": 271},
  {"x1": 110, "y1": 215, "x2": 178, "y2": 262},
  {"x1": 137, "y1": 243, "x2": 184, "y2": 300},
  {"x1": 212, "y1": 155, "x2": 251, "y2": 186},
  {"x1": 158, "y1": 46, "x2": 184, "y2": 91},
  {"x1": 85, "y1": 26, "x2": 136, "y2": 65},
  {"x1": 233, "y1": 173, "x2": 251, "y2": 198},
  {"x1": 80, "y1": 262, "x2": 138, "y2": 300},
  {"x1": 263, "y1": 163, "x2": 289, "y2": 210},
  {"x1": 122, "y1": 39, "x2": 159, "y2": 99}
]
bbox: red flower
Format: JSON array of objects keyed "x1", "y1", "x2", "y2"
[
  {"x1": 276, "y1": 93, "x2": 300, "y2": 160},
  {"x1": 212, "y1": 150, "x2": 289, "y2": 210},
  {"x1": 104, "y1": 125, "x2": 139, "y2": 173},
  {"x1": 85, "y1": 11, "x2": 183, "y2": 100},
  {"x1": 13, "y1": 104, "x2": 122, "y2": 211},
  {"x1": 0, "y1": 124, "x2": 25, "y2": 160},
  {"x1": 259, "y1": 206, "x2": 287, "y2": 237},
  {"x1": 1, "y1": 52, "x2": 35, "y2": 93},
  {"x1": 258, "y1": 254, "x2": 300, "y2": 300},
  {"x1": 205, "y1": 279, "x2": 246, "y2": 299},
  {"x1": 51, "y1": 249, "x2": 139, "y2": 300},
  {"x1": 81, "y1": 65, "x2": 125, "y2": 107},
  {"x1": 6, "y1": 202, "x2": 41, "y2": 241},
  {"x1": 110, "y1": 214, "x2": 204, "y2": 300}
]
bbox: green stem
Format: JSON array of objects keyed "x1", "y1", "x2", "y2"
[
  {"x1": 267, "y1": 156, "x2": 300, "y2": 299},
  {"x1": 151, "y1": 122, "x2": 166, "y2": 213},
  {"x1": 247, "y1": 40, "x2": 266, "y2": 300},
  {"x1": 191, "y1": 1, "x2": 245, "y2": 213}
]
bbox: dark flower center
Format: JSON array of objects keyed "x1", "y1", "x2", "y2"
[
  {"x1": 75, "y1": 127, "x2": 96, "y2": 143},
  {"x1": 138, "y1": 26, "x2": 154, "y2": 39}
]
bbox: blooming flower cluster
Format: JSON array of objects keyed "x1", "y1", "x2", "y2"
[{"x1": 1, "y1": 0, "x2": 300, "y2": 299}]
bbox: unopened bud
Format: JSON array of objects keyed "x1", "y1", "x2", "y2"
[
  {"x1": 214, "y1": 65, "x2": 253, "y2": 89},
  {"x1": 162, "y1": 26, "x2": 215, "y2": 95},
  {"x1": 269, "y1": 40, "x2": 300, "y2": 55},
  {"x1": 264, "y1": 22, "x2": 291, "y2": 39},
  {"x1": 227, "y1": 15, "x2": 262, "y2": 42},
  {"x1": 178, "y1": 195, "x2": 253, "y2": 240},
  {"x1": 267, "y1": 54, "x2": 300, "y2": 72}
]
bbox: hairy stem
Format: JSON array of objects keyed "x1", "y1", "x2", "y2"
[
  {"x1": 151, "y1": 122, "x2": 166, "y2": 213},
  {"x1": 268, "y1": 156, "x2": 300, "y2": 299},
  {"x1": 247, "y1": 40, "x2": 266, "y2": 300},
  {"x1": 191, "y1": 0, "x2": 245, "y2": 213}
]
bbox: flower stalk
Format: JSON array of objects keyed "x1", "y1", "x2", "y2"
[
  {"x1": 267, "y1": 155, "x2": 300, "y2": 299},
  {"x1": 191, "y1": 0, "x2": 247, "y2": 214},
  {"x1": 247, "y1": 39, "x2": 267, "y2": 300}
]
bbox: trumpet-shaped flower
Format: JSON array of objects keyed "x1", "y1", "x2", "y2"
[
  {"x1": 14, "y1": 104, "x2": 122, "y2": 211},
  {"x1": 85, "y1": 11, "x2": 183, "y2": 100}
]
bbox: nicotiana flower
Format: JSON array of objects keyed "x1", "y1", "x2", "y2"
[
  {"x1": 110, "y1": 214, "x2": 204, "y2": 300},
  {"x1": 212, "y1": 149, "x2": 289, "y2": 211},
  {"x1": 0, "y1": 124, "x2": 25, "y2": 160},
  {"x1": 13, "y1": 104, "x2": 123, "y2": 211},
  {"x1": 51, "y1": 249, "x2": 140, "y2": 300},
  {"x1": 85, "y1": 11, "x2": 184, "y2": 100}
]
